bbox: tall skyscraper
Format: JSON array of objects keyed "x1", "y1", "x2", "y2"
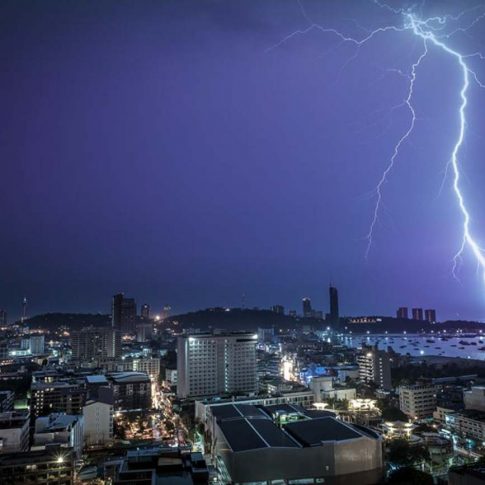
[
  {"x1": 0, "y1": 310, "x2": 6, "y2": 326},
  {"x1": 271, "y1": 305, "x2": 285, "y2": 315},
  {"x1": 396, "y1": 307, "x2": 409, "y2": 319},
  {"x1": 412, "y1": 308, "x2": 424, "y2": 321},
  {"x1": 29, "y1": 335, "x2": 45, "y2": 355},
  {"x1": 161, "y1": 305, "x2": 171, "y2": 321},
  {"x1": 329, "y1": 285, "x2": 339, "y2": 323},
  {"x1": 177, "y1": 332, "x2": 258, "y2": 399},
  {"x1": 302, "y1": 298, "x2": 312, "y2": 318},
  {"x1": 112, "y1": 293, "x2": 137, "y2": 332},
  {"x1": 141, "y1": 303, "x2": 150, "y2": 319},
  {"x1": 424, "y1": 309, "x2": 436, "y2": 323},
  {"x1": 21, "y1": 297, "x2": 27, "y2": 323}
]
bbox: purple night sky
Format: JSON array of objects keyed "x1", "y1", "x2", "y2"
[{"x1": 1, "y1": 0, "x2": 485, "y2": 321}]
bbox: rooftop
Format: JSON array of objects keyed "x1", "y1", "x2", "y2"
[
  {"x1": 109, "y1": 372, "x2": 150, "y2": 383},
  {"x1": 211, "y1": 403, "x2": 268, "y2": 422},
  {"x1": 86, "y1": 375, "x2": 109, "y2": 385},
  {"x1": 218, "y1": 417, "x2": 299, "y2": 452},
  {"x1": 284, "y1": 417, "x2": 362, "y2": 446}
]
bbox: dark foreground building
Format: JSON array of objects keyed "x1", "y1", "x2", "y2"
[
  {"x1": 113, "y1": 447, "x2": 209, "y2": 484},
  {"x1": 0, "y1": 446, "x2": 74, "y2": 485},
  {"x1": 206, "y1": 402, "x2": 383, "y2": 484}
]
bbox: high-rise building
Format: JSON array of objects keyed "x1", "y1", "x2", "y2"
[
  {"x1": 177, "y1": 332, "x2": 258, "y2": 399},
  {"x1": 399, "y1": 382, "x2": 437, "y2": 419},
  {"x1": 411, "y1": 307, "x2": 424, "y2": 321},
  {"x1": 71, "y1": 326, "x2": 121, "y2": 362},
  {"x1": 329, "y1": 285, "x2": 339, "y2": 323},
  {"x1": 357, "y1": 345, "x2": 392, "y2": 391},
  {"x1": 21, "y1": 297, "x2": 27, "y2": 324},
  {"x1": 0, "y1": 310, "x2": 6, "y2": 326},
  {"x1": 424, "y1": 309, "x2": 436, "y2": 323},
  {"x1": 396, "y1": 307, "x2": 408, "y2": 319},
  {"x1": 271, "y1": 305, "x2": 284, "y2": 315},
  {"x1": 112, "y1": 293, "x2": 137, "y2": 333},
  {"x1": 141, "y1": 303, "x2": 150, "y2": 320},
  {"x1": 29, "y1": 335, "x2": 45, "y2": 355},
  {"x1": 135, "y1": 322, "x2": 153, "y2": 342},
  {"x1": 161, "y1": 305, "x2": 171, "y2": 321},
  {"x1": 302, "y1": 298, "x2": 312, "y2": 318}
]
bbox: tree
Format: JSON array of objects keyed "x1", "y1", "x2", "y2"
[
  {"x1": 381, "y1": 407, "x2": 408, "y2": 422},
  {"x1": 387, "y1": 466, "x2": 433, "y2": 484},
  {"x1": 387, "y1": 439, "x2": 429, "y2": 467}
]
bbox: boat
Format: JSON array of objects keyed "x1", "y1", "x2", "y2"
[{"x1": 426, "y1": 339, "x2": 435, "y2": 343}]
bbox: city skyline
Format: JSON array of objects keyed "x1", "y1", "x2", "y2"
[{"x1": 2, "y1": 0, "x2": 485, "y2": 320}]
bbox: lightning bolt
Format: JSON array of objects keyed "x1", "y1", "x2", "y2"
[
  {"x1": 404, "y1": 13, "x2": 485, "y2": 283},
  {"x1": 365, "y1": 40, "x2": 428, "y2": 258},
  {"x1": 268, "y1": 1, "x2": 485, "y2": 287}
]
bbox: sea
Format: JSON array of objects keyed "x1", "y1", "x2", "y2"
[{"x1": 341, "y1": 333, "x2": 485, "y2": 361}]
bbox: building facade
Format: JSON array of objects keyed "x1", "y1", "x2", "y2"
[
  {"x1": 33, "y1": 413, "x2": 84, "y2": 459},
  {"x1": 0, "y1": 411, "x2": 30, "y2": 453},
  {"x1": 177, "y1": 332, "x2": 258, "y2": 399},
  {"x1": 110, "y1": 372, "x2": 151, "y2": 411},
  {"x1": 411, "y1": 308, "x2": 424, "y2": 321},
  {"x1": 329, "y1": 285, "x2": 339, "y2": 323},
  {"x1": 357, "y1": 345, "x2": 392, "y2": 391},
  {"x1": 30, "y1": 382, "x2": 87, "y2": 419},
  {"x1": 71, "y1": 326, "x2": 121, "y2": 362},
  {"x1": 112, "y1": 293, "x2": 137, "y2": 333},
  {"x1": 0, "y1": 447, "x2": 75, "y2": 485},
  {"x1": 82, "y1": 400, "x2": 114, "y2": 447},
  {"x1": 399, "y1": 383, "x2": 437, "y2": 419},
  {"x1": 464, "y1": 386, "x2": 485, "y2": 412},
  {"x1": 396, "y1": 307, "x2": 408, "y2": 319}
]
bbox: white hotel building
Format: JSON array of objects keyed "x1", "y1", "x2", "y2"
[{"x1": 177, "y1": 332, "x2": 258, "y2": 399}]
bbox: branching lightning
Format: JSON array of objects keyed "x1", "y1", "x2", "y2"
[{"x1": 268, "y1": 1, "x2": 485, "y2": 287}]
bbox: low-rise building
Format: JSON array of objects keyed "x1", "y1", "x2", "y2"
[
  {"x1": 30, "y1": 381, "x2": 87, "y2": 419},
  {"x1": 109, "y1": 372, "x2": 151, "y2": 412},
  {"x1": 33, "y1": 413, "x2": 84, "y2": 459},
  {"x1": 195, "y1": 390, "x2": 315, "y2": 429},
  {"x1": 0, "y1": 446, "x2": 75, "y2": 484},
  {"x1": 0, "y1": 411, "x2": 30, "y2": 453},
  {"x1": 208, "y1": 402, "x2": 383, "y2": 484},
  {"x1": 113, "y1": 447, "x2": 209, "y2": 484},
  {"x1": 444, "y1": 409, "x2": 485, "y2": 442}
]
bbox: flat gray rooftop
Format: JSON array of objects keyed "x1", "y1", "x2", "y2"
[
  {"x1": 284, "y1": 417, "x2": 362, "y2": 446},
  {"x1": 218, "y1": 417, "x2": 299, "y2": 452}
]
